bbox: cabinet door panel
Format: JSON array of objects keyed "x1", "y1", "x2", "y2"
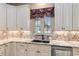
[
  {"x1": 63, "y1": 3, "x2": 72, "y2": 30},
  {"x1": 55, "y1": 3, "x2": 72, "y2": 30},
  {"x1": 28, "y1": 44, "x2": 39, "y2": 56},
  {"x1": 16, "y1": 43, "x2": 28, "y2": 56},
  {"x1": 17, "y1": 5, "x2": 30, "y2": 30},
  {"x1": 7, "y1": 5, "x2": 17, "y2": 30},
  {"x1": 5, "y1": 43, "x2": 10, "y2": 56},
  {"x1": 0, "y1": 45, "x2": 5, "y2": 56},
  {"x1": 73, "y1": 3, "x2": 79, "y2": 30},
  {"x1": 5, "y1": 42, "x2": 16, "y2": 56},
  {"x1": 55, "y1": 3, "x2": 63, "y2": 30},
  {"x1": 38, "y1": 45, "x2": 51, "y2": 56},
  {"x1": 28, "y1": 44, "x2": 51, "y2": 56},
  {"x1": 0, "y1": 4, "x2": 6, "y2": 30}
]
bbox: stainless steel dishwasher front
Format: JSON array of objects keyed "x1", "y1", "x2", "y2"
[{"x1": 51, "y1": 45, "x2": 73, "y2": 56}]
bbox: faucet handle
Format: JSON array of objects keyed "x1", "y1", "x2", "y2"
[
  {"x1": 20, "y1": 28, "x2": 23, "y2": 30},
  {"x1": 6, "y1": 27, "x2": 8, "y2": 30}
]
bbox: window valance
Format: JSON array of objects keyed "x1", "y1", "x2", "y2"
[{"x1": 30, "y1": 7, "x2": 54, "y2": 19}]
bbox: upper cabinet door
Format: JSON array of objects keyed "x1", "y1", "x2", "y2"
[
  {"x1": 73, "y1": 4, "x2": 79, "y2": 30},
  {"x1": 55, "y1": 3, "x2": 72, "y2": 31},
  {"x1": 17, "y1": 5, "x2": 30, "y2": 31},
  {"x1": 55, "y1": 3, "x2": 63, "y2": 30},
  {"x1": 6, "y1": 5, "x2": 17, "y2": 31},
  {"x1": 63, "y1": 3, "x2": 72, "y2": 30},
  {"x1": 0, "y1": 4, "x2": 6, "y2": 30}
]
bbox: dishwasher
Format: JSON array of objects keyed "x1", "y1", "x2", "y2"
[{"x1": 51, "y1": 45, "x2": 73, "y2": 56}]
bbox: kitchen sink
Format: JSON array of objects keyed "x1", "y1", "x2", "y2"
[{"x1": 31, "y1": 40, "x2": 49, "y2": 43}]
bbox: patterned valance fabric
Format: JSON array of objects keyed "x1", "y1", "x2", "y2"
[{"x1": 30, "y1": 7, "x2": 54, "y2": 19}]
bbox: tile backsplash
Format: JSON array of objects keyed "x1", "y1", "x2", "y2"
[
  {"x1": 0, "y1": 31, "x2": 31, "y2": 39},
  {"x1": 52, "y1": 31, "x2": 79, "y2": 41},
  {"x1": 0, "y1": 30, "x2": 79, "y2": 41}
]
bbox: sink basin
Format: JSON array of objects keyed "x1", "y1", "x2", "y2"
[{"x1": 31, "y1": 40, "x2": 49, "y2": 43}]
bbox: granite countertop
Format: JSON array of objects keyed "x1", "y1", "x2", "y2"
[
  {"x1": 0, "y1": 38, "x2": 79, "y2": 48},
  {"x1": 50, "y1": 40, "x2": 79, "y2": 48},
  {"x1": 0, "y1": 38, "x2": 51, "y2": 46}
]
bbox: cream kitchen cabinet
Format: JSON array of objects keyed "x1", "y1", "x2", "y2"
[
  {"x1": 5, "y1": 42, "x2": 16, "y2": 56},
  {"x1": 16, "y1": 42, "x2": 28, "y2": 56},
  {"x1": 0, "y1": 4, "x2": 7, "y2": 30},
  {"x1": 17, "y1": 5, "x2": 30, "y2": 31},
  {"x1": 0, "y1": 44, "x2": 5, "y2": 56},
  {"x1": 0, "y1": 42, "x2": 51, "y2": 56},
  {"x1": 16, "y1": 43, "x2": 51, "y2": 56},
  {"x1": 55, "y1": 3, "x2": 72, "y2": 31},
  {"x1": 27, "y1": 44, "x2": 39, "y2": 56},
  {"x1": 28, "y1": 44, "x2": 51, "y2": 56},
  {"x1": 38, "y1": 44, "x2": 51, "y2": 56},
  {"x1": 73, "y1": 3, "x2": 79, "y2": 30},
  {"x1": 6, "y1": 4, "x2": 17, "y2": 31},
  {"x1": 5, "y1": 43, "x2": 11, "y2": 56}
]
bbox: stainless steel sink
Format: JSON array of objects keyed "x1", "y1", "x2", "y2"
[{"x1": 31, "y1": 40, "x2": 49, "y2": 43}]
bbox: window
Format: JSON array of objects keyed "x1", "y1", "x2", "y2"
[
  {"x1": 34, "y1": 16, "x2": 52, "y2": 35},
  {"x1": 34, "y1": 18, "x2": 41, "y2": 34},
  {"x1": 44, "y1": 16, "x2": 51, "y2": 34},
  {"x1": 30, "y1": 7, "x2": 54, "y2": 35}
]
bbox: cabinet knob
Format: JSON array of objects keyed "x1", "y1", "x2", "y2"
[
  {"x1": 36, "y1": 51, "x2": 40, "y2": 53},
  {"x1": 5, "y1": 45, "x2": 8, "y2": 47},
  {"x1": 20, "y1": 45, "x2": 24, "y2": 46},
  {"x1": 20, "y1": 28, "x2": 23, "y2": 30},
  {"x1": 62, "y1": 27, "x2": 65, "y2": 30},
  {"x1": 25, "y1": 49, "x2": 27, "y2": 51},
  {"x1": 6, "y1": 27, "x2": 8, "y2": 30}
]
